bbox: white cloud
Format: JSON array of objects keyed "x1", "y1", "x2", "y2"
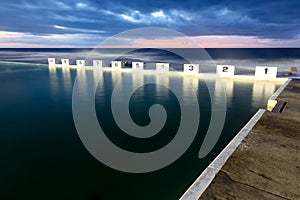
[
  {"x1": 75, "y1": 2, "x2": 96, "y2": 11},
  {"x1": 54, "y1": 25, "x2": 66, "y2": 29},
  {"x1": 151, "y1": 10, "x2": 166, "y2": 18},
  {"x1": 0, "y1": 31, "x2": 30, "y2": 38},
  {"x1": 54, "y1": 25, "x2": 106, "y2": 34},
  {"x1": 217, "y1": 8, "x2": 230, "y2": 16},
  {"x1": 54, "y1": 1, "x2": 72, "y2": 10},
  {"x1": 170, "y1": 9, "x2": 194, "y2": 21},
  {"x1": 215, "y1": 8, "x2": 255, "y2": 24},
  {"x1": 120, "y1": 14, "x2": 140, "y2": 23},
  {"x1": 103, "y1": 8, "x2": 193, "y2": 25},
  {"x1": 76, "y1": 2, "x2": 88, "y2": 8},
  {"x1": 52, "y1": 14, "x2": 96, "y2": 23}
]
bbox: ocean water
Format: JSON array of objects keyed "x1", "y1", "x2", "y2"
[
  {"x1": 0, "y1": 48, "x2": 300, "y2": 71},
  {"x1": 0, "y1": 48, "x2": 286, "y2": 200}
]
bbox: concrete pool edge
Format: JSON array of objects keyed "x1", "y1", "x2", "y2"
[
  {"x1": 179, "y1": 78, "x2": 291, "y2": 200},
  {"x1": 267, "y1": 78, "x2": 291, "y2": 111}
]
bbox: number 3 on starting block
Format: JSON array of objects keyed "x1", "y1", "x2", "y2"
[{"x1": 184, "y1": 64, "x2": 199, "y2": 74}]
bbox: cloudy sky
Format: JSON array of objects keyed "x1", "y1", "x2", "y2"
[{"x1": 0, "y1": 0, "x2": 300, "y2": 47}]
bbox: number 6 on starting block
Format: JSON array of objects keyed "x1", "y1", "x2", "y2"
[
  {"x1": 111, "y1": 61, "x2": 122, "y2": 69},
  {"x1": 132, "y1": 62, "x2": 144, "y2": 70}
]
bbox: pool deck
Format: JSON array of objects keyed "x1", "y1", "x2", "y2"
[{"x1": 200, "y1": 79, "x2": 300, "y2": 199}]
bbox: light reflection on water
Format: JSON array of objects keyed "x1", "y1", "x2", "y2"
[{"x1": 252, "y1": 81, "x2": 276, "y2": 108}]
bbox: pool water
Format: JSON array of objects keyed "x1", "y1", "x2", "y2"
[{"x1": 0, "y1": 63, "x2": 281, "y2": 200}]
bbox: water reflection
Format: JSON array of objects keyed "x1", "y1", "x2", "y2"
[
  {"x1": 182, "y1": 76, "x2": 200, "y2": 104},
  {"x1": 48, "y1": 66, "x2": 56, "y2": 75},
  {"x1": 48, "y1": 66, "x2": 60, "y2": 100},
  {"x1": 132, "y1": 72, "x2": 145, "y2": 97},
  {"x1": 75, "y1": 69, "x2": 86, "y2": 96},
  {"x1": 111, "y1": 70, "x2": 122, "y2": 85},
  {"x1": 252, "y1": 81, "x2": 277, "y2": 108},
  {"x1": 219, "y1": 79, "x2": 234, "y2": 105},
  {"x1": 155, "y1": 74, "x2": 170, "y2": 100},
  {"x1": 61, "y1": 67, "x2": 73, "y2": 98},
  {"x1": 52, "y1": 68, "x2": 281, "y2": 112}
]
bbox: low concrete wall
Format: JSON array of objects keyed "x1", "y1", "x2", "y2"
[{"x1": 267, "y1": 78, "x2": 291, "y2": 111}]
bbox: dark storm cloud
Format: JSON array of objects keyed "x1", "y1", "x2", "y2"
[{"x1": 0, "y1": 0, "x2": 299, "y2": 39}]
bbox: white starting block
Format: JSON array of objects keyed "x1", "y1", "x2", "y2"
[
  {"x1": 111, "y1": 61, "x2": 122, "y2": 69},
  {"x1": 61, "y1": 59, "x2": 69, "y2": 66},
  {"x1": 184, "y1": 64, "x2": 200, "y2": 74},
  {"x1": 156, "y1": 63, "x2": 170, "y2": 72},
  {"x1": 48, "y1": 58, "x2": 56, "y2": 66},
  {"x1": 216, "y1": 65, "x2": 235, "y2": 77},
  {"x1": 93, "y1": 60, "x2": 102, "y2": 68},
  {"x1": 132, "y1": 62, "x2": 144, "y2": 70},
  {"x1": 255, "y1": 66, "x2": 277, "y2": 79},
  {"x1": 76, "y1": 60, "x2": 85, "y2": 67}
]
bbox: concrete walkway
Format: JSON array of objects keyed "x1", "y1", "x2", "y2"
[{"x1": 200, "y1": 79, "x2": 300, "y2": 200}]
